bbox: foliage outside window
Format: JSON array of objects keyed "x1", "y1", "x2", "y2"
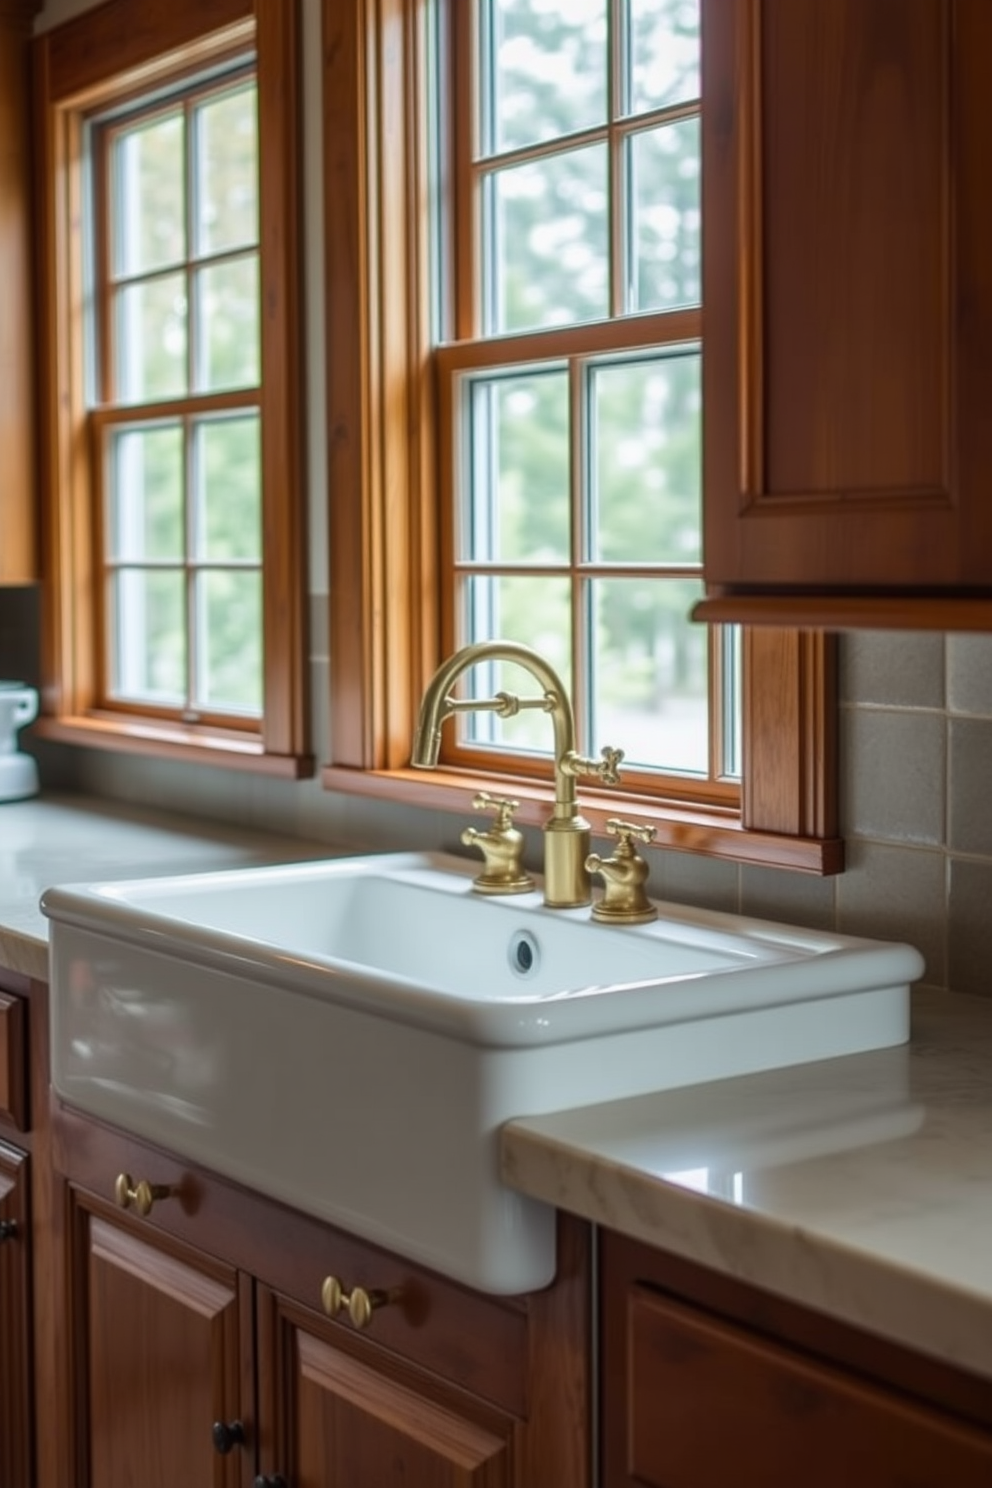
[
  {"x1": 324, "y1": 0, "x2": 840, "y2": 873},
  {"x1": 34, "y1": 0, "x2": 309, "y2": 776}
]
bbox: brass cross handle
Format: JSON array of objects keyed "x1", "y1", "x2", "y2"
[{"x1": 605, "y1": 817, "x2": 657, "y2": 848}]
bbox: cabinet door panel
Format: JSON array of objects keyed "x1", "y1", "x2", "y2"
[
  {"x1": 619, "y1": 1284, "x2": 992, "y2": 1488},
  {"x1": 702, "y1": 0, "x2": 992, "y2": 593},
  {"x1": 80, "y1": 1209, "x2": 244, "y2": 1488},
  {"x1": 0, "y1": 1144, "x2": 31, "y2": 1488},
  {"x1": 259, "y1": 1290, "x2": 513, "y2": 1488}
]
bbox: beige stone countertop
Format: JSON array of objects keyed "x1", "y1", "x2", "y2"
[
  {"x1": 501, "y1": 987, "x2": 992, "y2": 1382},
  {"x1": 0, "y1": 791, "x2": 333, "y2": 981}
]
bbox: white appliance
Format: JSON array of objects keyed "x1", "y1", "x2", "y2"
[{"x1": 0, "y1": 682, "x2": 39, "y2": 801}]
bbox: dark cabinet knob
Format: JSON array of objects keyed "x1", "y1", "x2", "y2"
[
  {"x1": 0, "y1": 1220, "x2": 17, "y2": 1241},
  {"x1": 254, "y1": 1477, "x2": 288, "y2": 1488},
  {"x1": 211, "y1": 1420, "x2": 245, "y2": 1455}
]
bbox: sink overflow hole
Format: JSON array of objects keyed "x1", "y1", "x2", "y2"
[{"x1": 508, "y1": 930, "x2": 540, "y2": 979}]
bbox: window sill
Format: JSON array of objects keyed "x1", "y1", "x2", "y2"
[
  {"x1": 321, "y1": 763, "x2": 844, "y2": 875},
  {"x1": 32, "y1": 715, "x2": 314, "y2": 779}
]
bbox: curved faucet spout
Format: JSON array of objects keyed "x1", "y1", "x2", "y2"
[
  {"x1": 411, "y1": 640, "x2": 578, "y2": 815},
  {"x1": 411, "y1": 639, "x2": 623, "y2": 908}
]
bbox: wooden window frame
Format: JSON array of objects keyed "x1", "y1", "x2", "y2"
[
  {"x1": 33, "y1": 0, "x2": 312, "y2": 778},
  {"x1": 320, "y1": 0, "x2": 840, "y2": 874}
]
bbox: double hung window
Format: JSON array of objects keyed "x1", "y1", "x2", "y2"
[
  {"x1": 438, "y1": 0, "x2": 736, "y2": 803},
  {"x1": 35, "y1": 0, "x2": 308, "y2": 774}
]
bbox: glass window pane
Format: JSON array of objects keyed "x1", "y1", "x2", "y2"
[
  {"x1": 108, "y1": 424, "x2": 184, "y2": 561},
  {"x1": 626, "y1": 119, "x2": 701, "y2": 313},
  {"x1": 484, "y1": 144, "x2": 608, "y2": 333},
  {"x1": 195, "y1": 569, "x2": 262, "y2": 715},
  {"x1": 459, "y1": 574, "x2": 571, "y2": 754},
  {"x1": 194, "y1": 256, "x2": 260, "y2": 392},
  {"x1": 115, "y1": 273, "x2": 188, "y2": 403},
  {"x1": 624, "y1": 0, "x2": 700, "y2": 116},
  {"x1": 112, "y1": 111, "x2": 185, "y2": 277},
  {"x1": 721, "y1": 625, "x2": 742, "y2": 780},
  {"x1": 591, "y1": 575, "x2": 708, "y2": 775},
  {"x1": 110, "y1": 568, "x2": 186, "y2": 705},
  {"x1": 464, "y1": 370, "x2": 570, "y2": 562},
  {"x1": 194, "y1": 84, "x2": 259, "y2": 257},
  {"x1": 482, "y1": 0, "x2": 607, "y2": 155},
  {"x1": 589, "y1": 352, "x2": 701, "y2": 563},
  {"x1": 193, "y1": 415, "x2": 261, "y2": 561}
]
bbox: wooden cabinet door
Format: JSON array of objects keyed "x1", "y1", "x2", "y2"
[
  {"x1": 0, "y1": 1143, "x2": 32, "y2": 1488},
  {"x1": 71, "y1": 1194, "x2": 249, "y2": 1488},
  {"x1": 702, "y1": 0, "x2": 992, "y2": 596},
  {"x1": 256, "y1": 1289, "x2": 514, "y2": 1488}
]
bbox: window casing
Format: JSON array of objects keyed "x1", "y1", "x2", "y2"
[
  {"x1": 34, "y1": 0, "x2": 310, "y2": 776},
  {"x1": 324, "y1": 0, "x2": 840, "y2": 874}
]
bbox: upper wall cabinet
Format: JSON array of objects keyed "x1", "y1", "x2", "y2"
[
  {"x1": 697, "y1": 0, "x2": 992, "y2": 630},
  {"x1": 0, "y1": 0, "x2": 40, "y2": 583}
]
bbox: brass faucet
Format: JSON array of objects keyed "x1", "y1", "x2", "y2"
[
  {"x1": 410, "y1": 640, "x2": 623, "y2": 908},
  {"x1": 586, "y1": 819, "x2": 658, "y2": 924}
]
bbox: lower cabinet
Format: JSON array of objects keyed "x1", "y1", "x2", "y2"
[
  {"x1": 0, "y1": 1142, "x2": 32, "y2": 1488},
  {"x1": 58, "y1": 1110, "x2": 590, "y2": 1488},
  {"x1": 600, "y1": 1230, "x2": 992, "y2": 1488}
]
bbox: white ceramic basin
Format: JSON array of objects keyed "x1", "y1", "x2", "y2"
[{"x1": 43, "y1": 851, "x2": 923, "y2": 1293}]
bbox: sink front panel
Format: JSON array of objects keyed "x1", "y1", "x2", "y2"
[{"x1": 50, "y1": 913, "x2": 912, "y2": 1294}]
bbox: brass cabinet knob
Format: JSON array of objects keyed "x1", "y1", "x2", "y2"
[
  {"x1": 321, "y1": 1273, "x2": 394, "y2": 1330},
  {"x1": 114, "y1": 1172, "x2": 175, "y2": 1217}
]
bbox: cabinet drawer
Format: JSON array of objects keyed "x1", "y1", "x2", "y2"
[
  {"x1": 0, "y1": 992, "x2": 27, "y2": 1131},
  {"x1": 620, "y1": 1284, "x2": 992, "y2": 1488}
]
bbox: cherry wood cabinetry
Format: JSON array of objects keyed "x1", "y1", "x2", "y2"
[
  {"x1": 698, "y1": 0, "x2": 992, "y2": 630},
  {"x1": 0, "y1": 1142, "x2": 32, "y2": 1488},
  {"x1": 600, "y1": 1230, "x2": 992, "y2": 1488},
  {"x1": 55, "y1": 1108, "x2": 591, "y2": 1488},
  {"x1": 0, "y1": 0, "x2": 41, "y2": 583},
  {"x1": 0, "y1": 971, "x2": 33, "y2": 1488}
]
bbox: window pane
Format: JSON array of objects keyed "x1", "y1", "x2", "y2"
[
  {"x1": 195, "y1": 569, "x2": 262, "y2": 715},
  {"x1": 722, "y1": 625, "x2": 742, "y2": 780},
  {"x1": 624, "y1": 0, "x2": 700, "y2": 116},
  {"x1": 194, "y1": 84, "x2": 258, "y2": 257},
  {"x1": 484, "y1": 144, "x2": 608, "y2": 333},
  {"x1": 108, "y1": 424, "x2": 184, "y2": 561},
  {"x1": 591, "y1": 575, "x2": 708, "y2": 774},
  {"x1": 589, "y1": 352, "x2": 701, "y2": 563},
  {"x1": 193, "y1": 415, "x2": 261, "y2": 561},
  {"x1": 110, "y1": 568, "x2": 186, "y2": 704},
  {"x1": 113, "y1": 112, "x2": 185, "y2": 277},
  {"x1": 194, "y1": 256, "x2": 260, "y2": 392},
  {"x1": 115, "y1": 274, "x2": 188, "y2": 402},
  {"x1": 460, "y1": 573, "x2": 571, "y2": 754},
  {"x1": 464, "y1": 370, "x2": 570, "y2": 562},
  {"x1": 482, "y1": 0, "x2": 607, "y2": 155},
  {"x1": 626, "y1": 119, "x2": 701, "y2": 313}
]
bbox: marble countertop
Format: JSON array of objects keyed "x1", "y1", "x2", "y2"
[
  {"x1": 502, "y1": 987, "x2": 992, "y2": 1381},
  {"x1": 0, "y1": 791, "x2": 331, "y2": 981}
]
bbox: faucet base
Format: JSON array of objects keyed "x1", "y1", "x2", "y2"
[
  {"x1": 471, "y1": 872, "x2": 536, "y2": 895},
  {"x1": 591, "y1": 901, "x2": 659, "y2": 926}
]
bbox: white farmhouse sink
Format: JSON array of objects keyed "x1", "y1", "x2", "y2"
[{"x1": 43, "y1": 851, "x2": 923, "y2": 1294}]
